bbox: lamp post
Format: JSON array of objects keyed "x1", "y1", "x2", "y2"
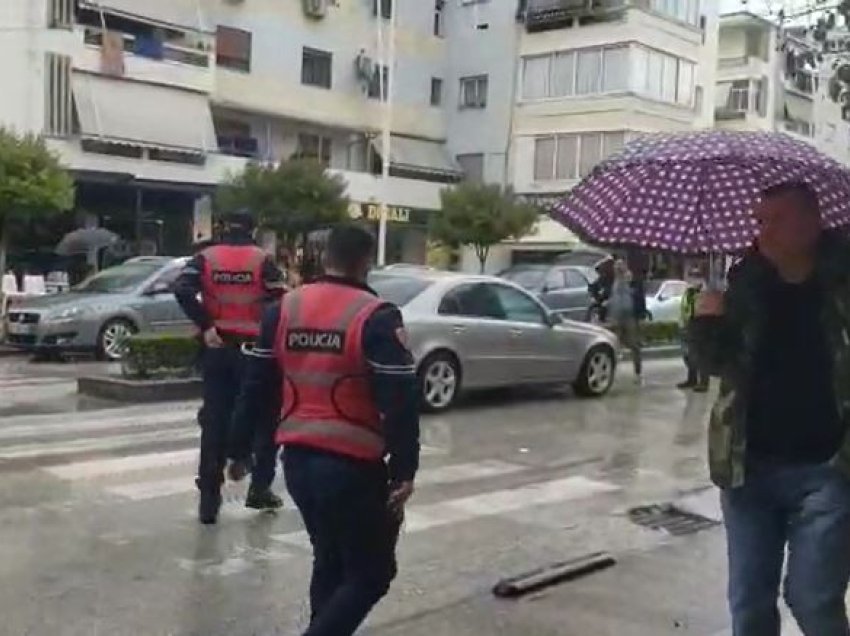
[{"x1": 376, "y1": 0, "x2": 396, "y2": 266}]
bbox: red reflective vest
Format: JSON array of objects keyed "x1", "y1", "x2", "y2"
[
  {"x1": 200, "y1": 244, "x2": 267, "y2": 338},
  {"x1": 274, "y1": 282, "x2": 386, "y2": 461}
]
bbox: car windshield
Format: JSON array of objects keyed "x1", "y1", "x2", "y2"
[
  {"x1": 73, "y1": 262, "x2": 163, "y2": 294},
  {"x1": 644, "y1": 280, "x2": 664, "y2": 296},
  {"x1": 500, "y1": 268, "x2": 546, "y2": 290},
  {"x1": 369, "y1": 274, "x2": 432, "y2": 306}
]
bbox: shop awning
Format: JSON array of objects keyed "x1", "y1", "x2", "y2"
[
  {"x1": 78, "y1": 0, "x2": 208, "y2": 32},
  {"x1": 72, "y1": 72, "x2": 218, "y2": 154},
  {"x1": 371, "y1": 136, "x2": 461, "y2": 178},
  {"x1": 784, "y1": 93, "x2": 814, "y2": 123}
]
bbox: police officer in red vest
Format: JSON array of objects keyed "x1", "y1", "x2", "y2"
[
  {"x1": 228, "y1": 224, "x2": 420, "y2": 636},
  {"x1": 174, "y1": 210, "x2": 286, "y2": 524}
]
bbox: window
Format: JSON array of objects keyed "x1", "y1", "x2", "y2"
[
  {"x1": 578, "y1": 133, "x2": 602, "y2": 177},
  {"x1": 302, "y1": 47, "x2": 333, "y2": 89},
  {"x1": 216, "y1": 26, "x2": 252, "y2": 72},
  {"x1": 602, "y1": 46, "x2": 629, "y2": 93},
  {"x1": 296, "y1": 133, "x2": 332, "y2": 166},
  {"x1": 551, "y1": 51, "x2": 575, "y2": 97},
  {"x1": 149, "y1": 266, "x2": 183, "y2": 293},
  {"x1": 373, "y1": 0, "x2": 392, "y2": 19},
  {"x1": 522, "y1": 55, "x2": 551, "y2": 100},
  {"x1": 522, "y1": 46, "x2": 626, "y2": 100},
  {"x1": 456, "y1": 153, "x2": 484, "y2": 182},
  {"x1": 534, "y1": 137, "x2": 555, "y2": 181},
  {"x1": 430, "y1": 77, "x2": 443, "y2": 106},
  {"x1": 433, "y1": 0, "x2": 445, "y2": 37},
  {"x1": 491, "y1": 285, "x2": 546, "y2": 325},
  {"x1": 544, "y1": 269, "x2": 566, "y2": 291},
  {"x1": 369, "y1": 274, "x2": 432, "y2": 306},
  {"x1": 555, "y1": 135, "x2": 578, "y2": 180},
  {"x1": 602, "y1": 131, "x2": 626, "y2": 158},
  {"x1": 45, "y1": 53, "x2": 72, "y2": 137},
  {"x1": 459, "y1": 75, "x2": 488, "y2": 109},
  {"x1": 677, "y1": 61, "x2": 695, "y2": 107},
  {"x1": 439, "y1": 284, "x2": 505, "y2": 319},
  {"x1": 576, "y1": 49, "x2": 602, "y2": 95},
  {"x1": 632, "y1": 45, "x2": 695, "y2": 106},
  {"x1": 368, "y1": 65, "x2": 389, "y2": 100},
  {"x1": 650, "y1": 0, "x2": 701, "y2": 26},
  {"x1": 48, "y1": 0, "x2": 73, "y2": 28},
  {"x1": 564, "y1": 269, "x2": 589, "y2": 289}
]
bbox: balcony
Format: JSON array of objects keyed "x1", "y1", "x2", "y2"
[
  {"x1": 522, "y1": 0, "x2": 630, "y2": 33},
  {"x1": 75, "y1": 26, "x2": 213, "y2": 93},
  {"x1": 782, "y1": 119, "x2": 815, "y2": 138},
  {"x1": 785, "y1": 71, "x2": 817, "y2": 97}
]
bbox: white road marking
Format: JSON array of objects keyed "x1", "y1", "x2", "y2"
[
  {"x1": 1, "y1": 427, "x2": 198, "y2": 460},
  {"x1": 414, "y1": 460, "x2": 524, "y2": 486},
  {"x1": 44, "y1": 449, "x2": 199, "y2": 480},
  {"x1": 0, "y1": 409, "x2": 197, "y2": 441},
  {"x1": 272, "y1": 475, "x2": 620, "y2": 548}
]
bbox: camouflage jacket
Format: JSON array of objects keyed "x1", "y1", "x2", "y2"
[{"x1": 699, "y1": 233, "x2": 850, "y2": 489}]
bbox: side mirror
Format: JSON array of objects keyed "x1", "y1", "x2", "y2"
[
  {"x1": 657, "y1": 294, "x2": 667, "y2": 302},
  {"x1": 547, "y1": 311, "x2": 563, "y2": 327}
]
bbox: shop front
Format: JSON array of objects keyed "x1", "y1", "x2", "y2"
[{"x1": 349, "y1": 202, "x2": 431, "y2": 265}]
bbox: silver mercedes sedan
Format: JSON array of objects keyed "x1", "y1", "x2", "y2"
[
  {"x1": 4, "y1": 257, "x2": 190, "y2": 360},
  {"x1": 368, "y1": 269, "x2": 619, "y2": 412}
]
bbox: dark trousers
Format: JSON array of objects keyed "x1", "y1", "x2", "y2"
[
  {"x1": 723, "y1": 459, "x2": 850, "y2": 635},
  {"x1": 198, "y1": 346, "x2": 278, "y2": 493},
  {"x1": 682, "y1": 324, "x2": 708, "y2": 387},
  {"x1": 283, "y1": 446, "x2": 400, "y2": 636}
]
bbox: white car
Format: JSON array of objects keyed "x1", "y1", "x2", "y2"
[{"x1": 644, "y1": 279, "x2": 688, "y2": 323}]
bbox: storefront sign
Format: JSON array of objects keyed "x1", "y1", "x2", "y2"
[{"x1": 350, "y1": 203, "x2": 430, "y2": 226}]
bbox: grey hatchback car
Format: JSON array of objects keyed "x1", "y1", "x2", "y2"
[
  {"x1": 4, "y1": 256, "x2": 190, "y2": 360},
  {"x1": 369, "y1": 269, "x2": 619, "y2": 412}
]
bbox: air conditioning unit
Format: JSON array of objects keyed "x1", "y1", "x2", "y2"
[{"x1": 303, "y1": 0, "x2": 327, "y2": 18}]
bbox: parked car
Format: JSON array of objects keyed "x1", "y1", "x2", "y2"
[
  {"x1": 553, "y1": 248, "x2": 611, "y2": 268},
  {"x1": 4, "y1": 256, "x2": 190, "y2": 360},
  {"x1": 644, "y1": 279, "x2": 688, "y2": 322},
  {"x1": 498, "y1": 264, "x2": 597, "y2": 321},
  {"x1": 368, "y1": 269, "x2": 619, "y2": 412}
]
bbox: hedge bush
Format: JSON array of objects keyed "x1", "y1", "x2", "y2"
[
  {"x1": 603, "y1": 320, "x2": 681, "y2": 347},
  {"x1": 121, "y1": 333, "x2": 199, "y2": 379}
]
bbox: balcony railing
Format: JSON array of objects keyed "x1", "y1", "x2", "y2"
[
  {"x1": 783, "y1": 119, "x2": 815, "y2": 138},
  {"x1": 718, "y1": 56, "x2": 749, "y2": 69},
  {"x1": 217, "y1": 135, "x2": 259, "y2": 158},
  {"x1": 83, "y1": 27, "x2": 210, "y2": 68},
  {"x1": 785, "y1": 71, "x2": 816, "y2": 96},
  {"x1": 523, "y1": 0, "x2": 630, "y2": 32}
]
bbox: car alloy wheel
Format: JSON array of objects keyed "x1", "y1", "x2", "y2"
[
  {"x1": 99, "y1": 320, "x2": 135, "y2": 361},
  {"x1": 421, "y1": 355, "x2": 460, "y2": 412},
  {"x1": 574, "y1": 346, "x2": 615, "y2": 397}
]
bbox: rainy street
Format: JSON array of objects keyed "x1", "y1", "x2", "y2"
[{"x1": 0, "y1": 356, "x2": 750, "y2": 636}]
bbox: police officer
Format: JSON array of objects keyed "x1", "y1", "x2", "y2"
[
  {"x1": 228, "y1": 224, "x2": 420, "y2": 636},
  {"x1": 174, "y1": 210, "x2": 286, "y2": 525}
]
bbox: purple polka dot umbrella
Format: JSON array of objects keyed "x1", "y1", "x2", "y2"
[{"x1": 551, "y1": 130, "x2": 850, "y2": 255}]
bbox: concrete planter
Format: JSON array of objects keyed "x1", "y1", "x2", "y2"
[{"x1": 78, "y1": 375, "x2": 202, "y2": 403}]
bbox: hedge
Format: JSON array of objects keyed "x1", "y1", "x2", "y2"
[
  {"x1": 121, "y1": 333, "x2": 199, "y2": 380},
  {"x1": 602, "y1": 321, "x2": 681, "y2": 347}
]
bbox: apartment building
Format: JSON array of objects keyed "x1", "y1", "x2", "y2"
[
  {"x1": 715, "y1": 11, "x2": 850, "y2": 165},
  {"x1": 460, "y1": 0, "x2": 719, "y2": 273}
]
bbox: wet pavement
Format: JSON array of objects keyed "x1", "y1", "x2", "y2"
[{"x1": 0, "y1": 358, "x2": 761, "y2": 635}]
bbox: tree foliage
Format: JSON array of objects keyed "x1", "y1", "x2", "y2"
[
  {"x1": 432, "y1": 183, "x2": 539, "y2": 272},
  {"x1": 0, "y1": 128, "x2": 74, "y2": 275},
  {"x1": 217, "y1": 159, "x2": 350, "y2": 247}
]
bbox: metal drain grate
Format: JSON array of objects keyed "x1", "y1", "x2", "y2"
[{"x1": 628, "y1": 504, "x2": 720, "y2": 536}]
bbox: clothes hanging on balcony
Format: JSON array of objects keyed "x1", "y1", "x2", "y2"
[{"x1": 100, "y1": 31, "x2": 125, "y2": 77}]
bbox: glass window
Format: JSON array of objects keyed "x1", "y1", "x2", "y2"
[
  {"x1": 431, "y1": 77, "x2": 443, "y2": 106},
  {"x1": 576, "y1": 49, "x2": 602, "y2": 95},
  {"x1": 296, "y1": 133, "x2": 332, "y2": 166},
  {"x1": 150, "y1": 266, "x2": 182, "y2": 292},
  {"x1": 368, "y1": 65, "x2": 389, "y2": 101},
  {"x1": 534, "y1": 137, "x2": 555, "y2": 181},
  {"x1": 564, "y1": 269, "x2": 589, "y2": 289},
  {"x1": 661, "y1": 54, "x2": 678, "y2": 103},
  {"x1": 544, "y1": 269, "x2": 566, "y2": 291},
  {"x1": 301, "y1": 47, "x2": 332, "y2": 89},
  {"x1": 578, "y1": 133, "x2": 602, "y2": 177},
  {"x1": 552, "y1": 51, "x2": 575, "y2": 97},
  {"x1": 522, "y1": 55, "x2": 551, "y2": 100},
  {"x1": 73, "y1": 262, "x2": 164, "y2": 294},
  {"x1": 603, "y1": 46, "x2": 629, "y2": 92},
  {"x1": 439, "y1": 284, "x2": 505, "y2": 319},
  {"x1": 373, "y1": 0, "x2": 392, "y2": 19},
  {"x1": 491, "y1": 284, "x2": 546, "y2": 325},
  {"x1": 457, "y1": 153, "x2": 485, "y2": 182},
  {"x1": 460, "y1": 75, "x2": 488, "y2": 108},
  {"x1": 630, "y1": 45, "x2": 649, "y2": 95},
  {"x1": 602, "y1": 131, "x2": 625, "y2": 159},
  {"x1": 677, "y1": 60, "x2": 695, "y2": 106},
  {"x1": 646, "y1": 50, "x2": 664, "y2": 100},
  {"x1": 369, "y1": 274, "x2": 432, "y2": 306},
  {"x1": 555, "y1": 134, "x2": 578, "y2": 180},
  {"x1": 216, "y1": 26, "x2": 252, "y2": 72},
  {"x1": 500, "y1": 267, "x2": 546, "y2": 291}
]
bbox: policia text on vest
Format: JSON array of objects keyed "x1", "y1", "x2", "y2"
[{"x1": 287, "y1": 328, "x2": 346, "y2": 353}]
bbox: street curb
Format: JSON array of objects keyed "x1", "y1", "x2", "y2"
[
  {"x1": 0, "y1": 346, "x2": 26, "y2": 358},
  {"x1": 78, "y1": 376, "x2": 202, "y2": 403}
]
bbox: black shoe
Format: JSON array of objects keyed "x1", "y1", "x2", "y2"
[
  {"x1": 199, "y1": 489, "x2": 222, "y2": 525},
  {"x1": 245, "y1": 488, "x2": 284, "y2": 512}
]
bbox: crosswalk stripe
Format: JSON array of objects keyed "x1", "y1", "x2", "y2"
[
  {"x1": 44, "y1": 449, "x2": 199, "y2": 480},
  {"x1": 0, "y1": 402, "x2": 198, "y2": 429},
  {"x1": 2, "y1": 427, "x2": 198, "y2": 460},
  {"x1": 0, "y1": 410, "x2": 197, "y2": 441},
  {"x1": 105, "y1": 458, "x2": 529, "y2": 502},
  {"x1": 272, "y1": 475, "x2": 620, "y2": 549}
]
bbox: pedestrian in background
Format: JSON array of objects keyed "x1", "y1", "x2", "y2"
[
  {"x1": 174, "y1": 210, "x2": 287, "y2": 525},
  {"x1": 608, "y1": 258, "x2": 645, "y2": 382},
  {"x1": 696, "y1": 181, "x2": 850, "y2": 636},
  {"x1": 228, "y1": 224, "x2": 420, "y2": 636},
  {"x1": 677, "y1": 266, "x2": 709, "y2": 393}
]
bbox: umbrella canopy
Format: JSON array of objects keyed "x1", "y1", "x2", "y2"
[
  {"x1": 551, "y1": 130, "x2": 850, "y2": 255},
  {"x1": 55, "y1": 228, "x2": 119, "y2": 256}
]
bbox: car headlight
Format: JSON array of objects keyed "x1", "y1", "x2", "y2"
[{"x1": 44, "y1": 307, "x2": 85, "y2": 323}]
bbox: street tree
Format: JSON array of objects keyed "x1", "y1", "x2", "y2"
[
  {"x1": 433, "y1": 182, "x2": 539, "y2": 272},
  {"x1": 217, "y1": 159, "x2": 350, "y2": 250},
  {"x1": 0, "y1": 128, "x2": 74, "y2": 276}
]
